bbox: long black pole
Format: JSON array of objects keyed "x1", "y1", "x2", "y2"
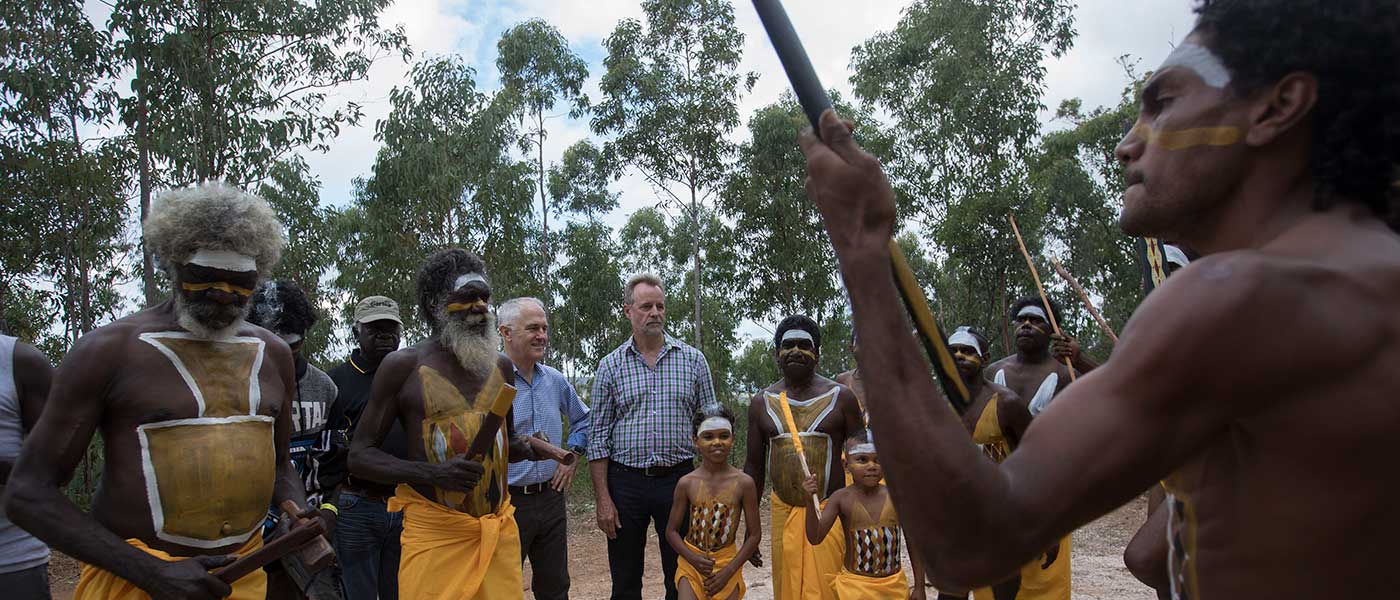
[{"x1": 751, "y1": 0, "x2": 971, "y2": 413}]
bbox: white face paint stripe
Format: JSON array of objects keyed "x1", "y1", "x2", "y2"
[
  {"x1": 698, "y1": 416, "x2": 733, "y2": 434},
  {"x1": 1158, "y1": 43, "x2": 1231, "y2": 89},
  {"x1": 453, "y1": 273, "x2": 487, "y2": 290},
  {"x1": 1164, "y1": 245, "x2": 1190, "y2": 268},
  {"x1": 947, "y1": 329, "x2": 983, "y2": 356},
  {"x1": 848, "y1": 443, "x2": 877, "y2": 456},
  {"x1": 138, "y1": 332, "x2": 265, "y2": 416},
  {"x1": 187, "y1": 249, "x2": 256, "y2": 272},
  {"x1": 781, "y1": 329, "x2": 814, "y2": 343},
  {"x1": 1017, "y1": 305, "x2": 1049, "y2": 321}
]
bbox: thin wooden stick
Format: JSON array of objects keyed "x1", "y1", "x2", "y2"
[
  {"x1": 1050, "y1": 257, "x2": 1118, "y2": 343},
  {"x1": 1008, "y1": 214, "x2": 1076, "y2": 381}
]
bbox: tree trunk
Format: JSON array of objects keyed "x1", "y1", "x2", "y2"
[
  {"x1": 690, "y1": 183, "x2": 702, "y2": 351},
  {"x1": 537, "y1": 108, "x2": 549, "y2": 275},
  {"x1": 136, "y1": 57, "x2": 159, "y2": 306},
  {"x1": 998, "y1": 266, "x2": 1010, "y2": 355}
]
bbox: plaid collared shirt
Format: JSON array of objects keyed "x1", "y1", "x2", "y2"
[{"x1": 587, "y1": 334, "x2": 716, "y2": 468}]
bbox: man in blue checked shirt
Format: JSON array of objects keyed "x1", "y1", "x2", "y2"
[
  {"x1": 498, "y1": 297, "x2": 590, "y2": 600},
  {"x1": 589, "y1": 273, "x2": 718, "y2": 600}
]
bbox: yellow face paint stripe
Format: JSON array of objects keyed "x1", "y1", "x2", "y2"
[
  {"x1": 180, "y1": 281, "x2": 255, "y2": 297},
  {"x1": 778, "y1": 347, "x2": 817, "y2": 361},
  {"x1": 1131, "y1": 123, "x2": 1242, "y2": 151},
  {"x1": 446, "y1": 300, "x2": 488, "y2": 313}
]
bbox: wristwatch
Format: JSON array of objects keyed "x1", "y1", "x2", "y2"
[{"x1": 569, "y1": 445, "x2": 586, "y2": 459}]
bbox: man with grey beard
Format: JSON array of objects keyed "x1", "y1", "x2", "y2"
[
  {"x1": 348, "y1": 247, "x2": 539, "y2": 599},
  {"x1": 5, "y1": 182, "x2": 321, "y2": 600}
]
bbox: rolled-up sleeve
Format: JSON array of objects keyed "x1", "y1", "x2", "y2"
[
  {"x1": 693, "y1": 350, "x2": 717, "y2": 412},
  {"x1": 563, "y1": 377, "x2": 591, "y2": 451},
  {"x1": 587, "y1": 361, "x2": 614, "y2": 461}
]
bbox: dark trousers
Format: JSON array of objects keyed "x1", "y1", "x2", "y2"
[
  {"x1": 606, "y1": 463, "x2": 691, "y2": 600},
  {"x1": 514, "y1": 487, "x2": 571, "y2": 600},
  {"x1": 334, "y1": 490, "x2": 402, "y2": 600},
  {"x1": 0, "y1": 564, "x2": 49, "y2": 600}
]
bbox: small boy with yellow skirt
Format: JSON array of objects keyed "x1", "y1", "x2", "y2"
[
  {"x1": 665, "y1": 405, "x2": 762, "y2": 599},
  {"x1": 804, "y1": 431, "x2": 926, "y2": 599}
]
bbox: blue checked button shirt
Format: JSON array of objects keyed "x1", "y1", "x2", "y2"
[
  {"x1": 587, "y1": 335, "x2": 717, "y2": 468},
  {"x1": 507, "y1": 361, "x2": 591, "y2": 487}
]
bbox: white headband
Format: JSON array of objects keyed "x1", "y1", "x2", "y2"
[
  {"x1": 1017, "y1": 305, "x2": 1048, "y2": 321},
  {"x1": 1164, "y1": 245, "x2": 1190, "y2": 268},
  {"x1": 1158, "y1": 43, "x2": 1231, "y2": 89},
  {"x1": 847, "y1": 442, "x2": 877, "y2": 456},
  {"x1": 454, "y1": 273, "x2": 487, "y2": 290},
  {"x1": 698, "y1": 416, "x2": 732, "y2": 434},
  {"x1": 187, "y1": 249, "x2": 256, "y2": 272},
  {"x1": 781, "y1": 329, "x2": 814, "y2": 343},
  {"x1": 947, "y1": 329, "x2": 982, "y2": 355}
]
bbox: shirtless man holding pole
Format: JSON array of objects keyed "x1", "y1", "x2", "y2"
[{"x1": 797, "y1": 1, "x2": 1400, "y2": 596}]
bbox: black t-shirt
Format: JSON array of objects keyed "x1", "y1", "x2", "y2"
[{"x1": 323, "y1": 349, "x2": 408, "y2": 498}]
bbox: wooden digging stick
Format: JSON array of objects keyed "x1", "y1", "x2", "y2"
[
  {"x1": 1049, "y1": 257, "x2": 1118, "y2": 343},
  {"x1": 1008, "y1": 214, "x2": 1077, "y2": 382}
]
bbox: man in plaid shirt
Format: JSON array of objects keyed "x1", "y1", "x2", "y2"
[{"x1": 589, "y1": 273, "x2": 717, "y2": 600}]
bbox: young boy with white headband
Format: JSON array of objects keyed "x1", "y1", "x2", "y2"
[
  {"x1": 802, "y1": 430, "x2": 926, "y2": 599},
  {"x1": 666, "y1": 405, "x2": 761, "y2": 600}
]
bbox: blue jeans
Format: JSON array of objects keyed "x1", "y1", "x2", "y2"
[{"x1": 334, "y1": 491, "x2": 402, "y2": 600}]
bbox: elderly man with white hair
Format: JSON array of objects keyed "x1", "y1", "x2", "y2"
[
  {"x1": 4, "y1": 182, "x2": 323, "y2": 600},
  {"x1": 497, "y1": 297, "x2": 589, "y2": 600}
]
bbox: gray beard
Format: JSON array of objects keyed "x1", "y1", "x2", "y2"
[
  {"x1": 175, "y1": 295, "x2": 248, "y2": 340},
  {"x1": 439, "y1": 310, "x2": 499, "y2": 379}
]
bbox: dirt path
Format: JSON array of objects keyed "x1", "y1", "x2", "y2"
[
  {"x1": 536, "y1": 495, "x2": 1155, "y2": 599},
  {"x1": 49, "y1": 495, "x2": 1154, "y2": 599}
]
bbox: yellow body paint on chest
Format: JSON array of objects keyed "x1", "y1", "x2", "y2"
[
  {"x1": 687, "y1": 480, "x2": 742, "y2": 552},
  {"x1": 1132, "y1": 122, "x2": 1242, "y2": 151},
  {"x1": 849, "y1": 498, "x2": 903, "y2": 577},
  {"x1": 180, "y1": 281, "x2": 254, "y2": 297},
  {"x1": 419, "y1": 365, "x2": 516, "y2": 517},
  {"x1": 136, "y1": 332, "x2": 274, "y2": 548},
  {"x1": 764, "y1": 388, "x2": 837, "y2": 507}
]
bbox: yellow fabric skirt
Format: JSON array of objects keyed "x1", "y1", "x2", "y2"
[
  {"x1": 74, "y1": 535, "x2": 265, "y2": 600},
  {"x1": 771, "y1": 493, "x2": 845, "y2": 600},
  {"x1": 675, "y1": 540, "x2": 746, "y2": 600},
  {"x1": 829, "y1": 567, "x2": 909, "y2": 600},
  {"x1": 388, "y1": 484, "x2": 521, "y2": 600},
  {"x1": 971, "y1": 534, "x2": 1072, "y2": 600}
]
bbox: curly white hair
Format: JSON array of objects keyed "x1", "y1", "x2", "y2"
[{"x1": 143, "y1": 181, "x2": 285, "y2": 276}]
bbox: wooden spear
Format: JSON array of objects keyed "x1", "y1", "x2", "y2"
[{"x1": 1050, "y1": 257, "x2": 1118, "y2": 344}]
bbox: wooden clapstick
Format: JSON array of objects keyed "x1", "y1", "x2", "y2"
[
  {"x1": 777, "y1": 391, "x2": 823, "y2": 519},
  {"x1": 279, "y1": 500, "x2": 335, "y2": 573},
  {"x1": 213, "y1": 504, "x2": 330, "y2": 584},
  {"x1": 467, "y1": 384, "x2": 518, "y2": 460},
  {"x1": 526, "y1": 433, "x2": 577, "y2": 466}
]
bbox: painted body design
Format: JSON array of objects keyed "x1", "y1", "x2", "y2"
[
  {"x1": 418, "y1": 365, "x2": 515, "y2": 517},
  {"x1": 995, "y1": 370, "x2": 1058, "y2": 416},
  {"x1": 686, "y1": 480, "x2": 741, "y2": 553},
  {"x1": 971, "y1": 394, "x2": 1011, "y2": 464},
  {"x1": 136, "y1": 332, "x2": 274, "y2": 549},
  {"x1": 1163, "y1": 478, "x2": 1200, "y2": 600},
  {"x1": 764, "y1": 388, "x2": 838, "y2": 506},
  {"x1": 1129, "y1": 123, "x2": 1242, "y2": 151},
  {"x1": 849, "y1": 497, "x2": 903, "y2": 578}
]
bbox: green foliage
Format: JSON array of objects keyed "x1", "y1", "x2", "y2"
[
  {"x1": 108, "y1": 0, "x2": 409, "y2": 185},
  {"x1": 548, "y1": 140, "x2": 619, "y2": 218},
  {"x1": 852, "y1": 0, "x2": 1077, "y2": 358},
  {"x1": 259, "y1": 156, "x2": 338, "y2": 364},
  {"x1": 0, "y1": 0, "x2": 133, "y2": 360},
  {"x1": 592, "y1": 0, "x2": 756, "y2": 349},
  {"x1": 335, "y1": 56, "x2": 542, "y2": 340},
  {"x1": 552, "y1": 220, "x2": 628, "y2": 377}
]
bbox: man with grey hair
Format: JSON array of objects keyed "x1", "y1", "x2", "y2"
[
  {"x1": 498, "y1": 297, "x2": 589, "y2": 600},
  {"x1": 5, "y1": 182, "x2": 324, "y2": 600},
  {"x1": 589, "y1": 273, "x2": 717, "y2": 600}
]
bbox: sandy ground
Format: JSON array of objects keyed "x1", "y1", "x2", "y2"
[{"x1": 49, "y1": 495, "x2": 1154, "y2": 599}]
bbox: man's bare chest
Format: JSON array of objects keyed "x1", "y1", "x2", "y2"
[{"x1": 111, "y1": 331, "x2": 285, "y2": 423}]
